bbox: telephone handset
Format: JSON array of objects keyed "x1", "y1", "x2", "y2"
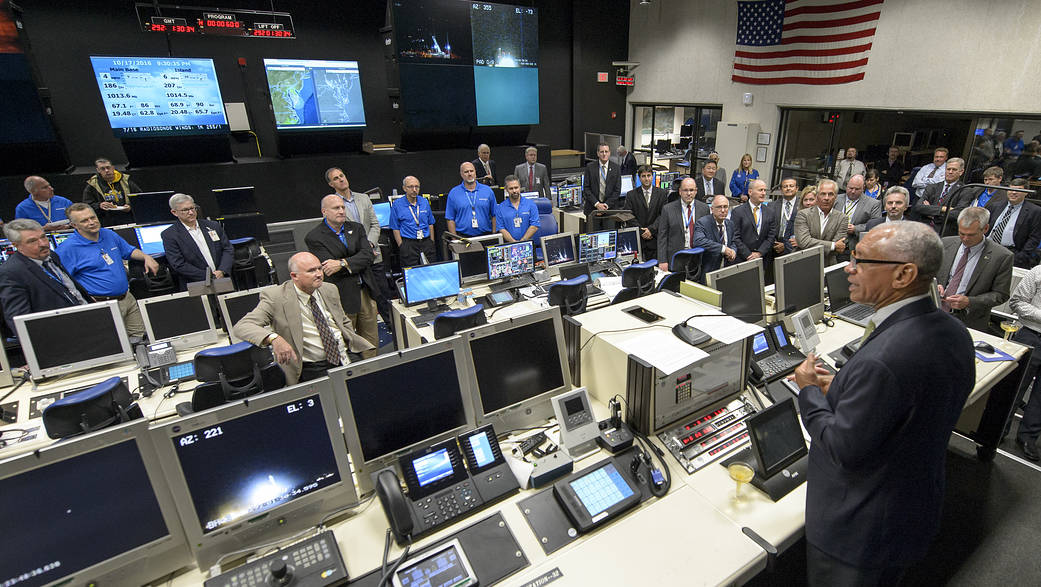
[{"x1": 374, "y1": 469, "x2": 414, "y2": 545}]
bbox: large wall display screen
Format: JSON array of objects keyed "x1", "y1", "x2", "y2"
[
  {"x1": 393, "y1": 0, "x2": 538, "y2": 127},
  {"x1": 263, "y1": 59, "x2": 366, "y2": 131},
  {"x1": 89, "y1": 56, "x2": 229, "y2": 138}
]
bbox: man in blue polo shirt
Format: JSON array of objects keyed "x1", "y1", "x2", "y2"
[
  {"x1": 15, "y1": 176, "x2": 75, "y2": 231},
  {"x1": 495, "y1": 175, "x2": 540, "y2": 242},
  {"x1": 389, "y1": 175, "x2": 437, "y2": 267},
  {"x1": 56, "y1": 203, "x2": 160, "y2": 341},
  {"x1": 446, "y1": 161, "x2": 496, "y2": 238}
]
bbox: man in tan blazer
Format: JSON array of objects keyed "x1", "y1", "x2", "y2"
[
  {"x1": 794, "y1": 179, "x2": 849, "y2": 266},
  {"x1": 234, "y1": 252, "x2": 374, "y2": 384}
]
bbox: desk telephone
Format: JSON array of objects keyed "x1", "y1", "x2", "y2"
[
  {"x1": 373, "y1": 425, "x2": 519, "y2": 545},
  {"x1": 748, "y1": 323, "x2": 806, "y2": 384}
]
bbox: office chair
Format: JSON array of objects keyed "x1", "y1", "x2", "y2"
[
  {"x1": 181, "y1": 342, "x2": 285, "y2": 414},
  {"x1": 548, "y1": 274, "x2": 590, "y2": 316},
  {"x1": 657, "y1": 272, "x2": 684, "y2": 293},
  {"x1": 42, "y1": 376, "x2": 142, "y2": 439},
  {"x1": 230, "y1": 237, "x2": 277, "y2": 290},
  {"x1": 670, "y1": 248, "x2": 705, "y2": 283},
  {"x1": 432, "y1": 304, "x2": 488, "y2": 339},
  {"x1": 613, "y1": 259, "x2": 658, "y2": 304}
]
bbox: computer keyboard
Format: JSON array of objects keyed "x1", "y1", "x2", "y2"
[
  {"x1": 488, "y1": 273, "x2": 536, "y2": 292},
  {"x1": 839, "y1": 303, "x2": 874, "y2": 321}
]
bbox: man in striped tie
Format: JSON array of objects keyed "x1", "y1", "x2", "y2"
[
  {"x1": 732, "y1": 179, "x2": 778, "y2": 280},
  {"x1": 936, "y1": 207, "x2": 1013, "y2": 331}
]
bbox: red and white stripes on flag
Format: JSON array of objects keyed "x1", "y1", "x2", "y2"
[{"x1": 732, "y1": 0, "x2": 884, "y2": 85}]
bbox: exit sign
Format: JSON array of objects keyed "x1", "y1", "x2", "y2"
[{"x1": 615, "y1": 75, "x2": 634, "y2": 86}]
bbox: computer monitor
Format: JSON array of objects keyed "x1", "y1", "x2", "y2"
[
  {"x1": 0, "y1": 333, "x2": 11, "y2": 388},
  {"x1": 48, "y1": 231, "x2": 74, "y2": 248},
  {"x1": 521, "y1": 191, "x2": 539, "y2": 201},
  {"x1": 331, "y1": 337, "x2": 475, "y2": 493},
  {"x1": 0, "y1": 420, "x2": 191, "y2": 587},
  {"x1": 403, "y1": 260, "x2": 461, "y2": 308},
  {"x1": 111, "y1": 225, "x2": 140, "y2": 249},
  {"x1": 486, "y1": 241, "x2": 535, "y2": 281},
  {"x1": 706, "y1": 257, "x2": 766, "y2": 325},
  {"x1": 218, "y1": 213, "x2": 269, "y2": 241},
  {"x1": 541, "y1": 231, "x2": 577, "y2": 275},
  {"x1": 892, "y1": 132, "x2": 913, "y2": 149},
  {"x1": 615, "y1": 227, "x2": 642, "y2": 262},
  {"x1": 372, "y1": 201, "x2": 392, "y2": 228},
  {"x1": 774, "y1": 245, "x2": 825, "y2": 330},
  {"x1": 211, "y1": 186, "x2": 257, "y2": 216},
  {"x1": 138, "y1": 291, "x2": 219, "y2": 350},
  {"x1": 557, "y1": 186, "x2": 579, "y2": 209},
  {"x1": 451, "y1": 233, "x2": 503, "y2": 285},
  {"x1": 464, "y1": 308, "x2": 571, "y2": 432},
  {"x1": 620, "y1": 174, "x2": 634, "y2": 196},
  {"x1": 128, "y1": 191, "x2": 176, "y2": 225},
  {"x1": 577, "y1": 230, "x2": 617, "y2": 263},
  {"x1": 133, "y1": 223, "x2": 172, "y2": 257},
  {"x1": 149, "y1": 378, "x2": 359, "y2": 568},
  {"x1": 0, "y1": 239, "x2": 16, "y2": 265},
  {"x1": 217, "y1": 286, "x2": 272, "y2": 341},
  {"x1": 14, "y1": 301, "x2": 133, "y2": 380}
]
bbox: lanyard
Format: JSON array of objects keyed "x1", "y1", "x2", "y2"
[
  {"x1": 409, "y1": 201, "x2": 422, "y2": 227},
  {"x1": 466, "y1": 188, "x2": 478, "y2": 217},
  {"x1": 32, "y1": 199, "x2": 52, "y2": 223},
  {"x1": 682, "y1": 202, "x2": 695, "y2": 227}
]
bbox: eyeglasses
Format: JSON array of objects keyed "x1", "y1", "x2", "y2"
[
  {"x1": 849, "y1": 256, "x2": 910, "y2": 269},
  {"x1": 174, "y1": 206, "x2": 199, "y2": 214}
]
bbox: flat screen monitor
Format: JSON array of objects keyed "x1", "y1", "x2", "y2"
[
  {"x1": 212, "y1": 186, "x2": 257, "y2": 216},
  {"x1": 89, "y1": 56, "x2": 229, "y2": 138},
  {"x1": 0, "y1": 239, "x2": 16, "y2": 265},
  {"x1": 263, "y1": 59, "x2": 366, "y2": 131},
  {"x1": 620, "y1": 174, "x2": 634, "y2": 195},
  {"x1": 577, "y1": 230, "x2": 617, "y2": 263},
  {"x1": 464, "y1": 307, "x2": 571, "y2": 431},
  {"x1": 556, "y1": 186, "x2": 579, "y2": 208},
  {"x1": 706, "y1": 257, "x2": 766, "y2": 325},
  {"x1": 403, "y1": 260, "x2": 460, "y2": 306},
  {"x1": 217, "y1": 286, "x2": 272, "y2": 341},
  {"x1": 541, "y1": 231, "x2": 576, "y2": 274},
  {"x1": 451, "y1": 233, "x2": 502, "y2": 285},
  {"x1": 486, "y1": 241, "x2": 534, "y2": 280},
  {"x1": 892, "y1": 132, "x2": 913, "y2": 148},
  {"x1": 331, "y1": 337, "x2": 474, "y2": 493},
  {"x1": 616, "y1": 227, "x2": 641, "y2": 262},
  {"x1": 128, "y1": 191, "x2": 176, "y2": 225},
  {"x1": 0, "y1": 331, "x2": 11, "y2": 388},
  {"x1": 372, "y1": 201, "x2": 392, "y2": 228},
  {"x1": 218, "y1": 213, "x2": 269, "y2": 241},
  {"x1": 138, "y1": 291, "x2": 219, "y2": 350},
  {"x1": 150, "y1": 378, "x2": 358, "y2": 568},
  {"x1": 48, "y1": 231, "x2": 74, "y2": 249},
  {"x1": 774, "y1": 245, "x2": 825, "y2": 330},
  {"x1": 14, "y1": 301, "x2": 133, "y2": 380},
  {"x1": 134, "y1": 223, "x2": 172, "y2": 256},
  {"x1": 0, "y1": 420, "x2": 191, "y2": 587},
  {"x1": 112, "y1": 225, "x2": 140, "y2": 249}
]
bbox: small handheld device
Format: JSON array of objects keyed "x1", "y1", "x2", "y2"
[
  {"x1": 553, "y1": 460, "x2": 641, "y2": 533},
  {"x1": 391, "y1": 538, "x2": 479, "y2": 587},
  {"x1": 484, "y1": 289, "x2": 517, "y2": 307},
  {"x1": 457, "y1": 425, "x2": 520, "y2": 502},
  {"x1": 551, "y1": 387, "x2": 599, "y2": 458},
  {"x1": 137, "y1": 340, "x2": 177, "y2": 369},
  {"x1": 790, "y1": 308, "x2": 819, "y2": 354},
  {"x1": 623, "y1": 306, "x2": 663, "y2": 324}
]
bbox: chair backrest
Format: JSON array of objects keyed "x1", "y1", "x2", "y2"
[
  {"x1": 532, "y1": 197, "x2": 558, "y2": 255},
  {"x1": 621, "y1": 259, "x2": 658, "y2": 295},
  {"x1": 657, "y1": 271, "x2": 684, "y2": 293},
  {"x1": 193, "y1": 342, "x2": 282, "y2": 404},
  {"x1": 671, "y1": 247, "x2": 704, "y2": 282},
  {"x1": 548, "y1": 274, "x2": 590, "y2": 316},
  {"x1": 611, "y1": 287, "x2": 642, "y2": 305},
  {"x1": 432, "y1": 304, "x2": 488, "y2": 339}
]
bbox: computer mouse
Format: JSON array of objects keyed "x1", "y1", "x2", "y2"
[{"x1": 974, "y1": 341, "x2": 995, "y2": 354}]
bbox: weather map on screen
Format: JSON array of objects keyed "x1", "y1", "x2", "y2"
[
  {"x1": 263, "y1": 59, "x2": 365, "y2": 130},
  {"x1": 89, "y1": 56, "x2": 228, "y2": 137}
]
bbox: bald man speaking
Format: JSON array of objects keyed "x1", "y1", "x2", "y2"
[{"x1": 234, "y1": 252, "x2": 374, "y2": 384}]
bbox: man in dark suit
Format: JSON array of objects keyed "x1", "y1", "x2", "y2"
[
  {"x1": 305, "y1": 195, "x2": 380, "y2": 359},
  {"x1": 771, "y1": 178, "x2": 800, "y2": 260},
  {"x1": 657, "y1": 177, "x2": 709, "y2": 271},
  {"x1": 160, "y1": 193, "x2": 234, "y2": 288},
  {"x1": 876, "y1": 146, "x2": 904, "y2": 188},
  {"x1": 694, "y1": 195, "x2": 743, "y2": 274},
  {"x1": 0, "y1": 218, "x2": 91, "y2": 334},
  {"x1": 616, "y1": 145, "x2": 638, "y2": 180},
  {"x1": 732, "y1": 179, "x2": 777, "y2": 264},
  {"x1": 472, "y1": 144, "x2": 497, "y2": 186},
  {"x1": 582, "y1": 142, "x2": 622, "y2": 231},
  {"x1": 937, "y1": 207, "x2": 1013, "y2": 331},
  {"x1": 514, "y1": 146, "x2": 552, "y2": 200},
  {"x1": 625, "y1": 165, "x2": 668, "y2": 263},
  {"x1": 696, "y1": 160, "x2": 726, "y2": 203},
  {"x1": 912, "y1": 157, "x2": 970, "y2": 236},
  {"x1": 985, "y1": 178, "x2": 1041, "y2": 268},
  {"x1": 863, "y1": 186, "x2": 910, "y2": 232},
  {"x1": 794, "y1": 221, "x2": 974, "y2": 585}
]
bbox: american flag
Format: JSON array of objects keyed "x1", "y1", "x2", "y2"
[{"x1": 732, "y1": 0, "x2": 884, "y2": 85}]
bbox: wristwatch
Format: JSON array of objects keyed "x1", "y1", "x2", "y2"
[
  {"x1": 263, "y1": 333, "x2": 279, "y2": 346},
  {"x1": 340, "y1": 259, "x2": 347, "y2": 270}
]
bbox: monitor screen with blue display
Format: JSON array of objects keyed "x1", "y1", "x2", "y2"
[
  {"x1": 403, "y1": 260, "x2": 460, "y2": 305},
  {"x1": 134, "y1": 224, "x2": 172, "y2": 257},
  {"x1": 620, "y1": 174, "x2": 634, "y2": 195},
  {"x1": 413, "y1": 449, "x2": 454, "y2": 487},
  {"x1": 468, "y1": 431, "x2": 495, "y2": 468},
  {"x1": 752, "y1": 331, "x2": 770, "y2": 356},
  {"x1": 263, "y1": 59, "x2": 366, "y2": 131},
  {"x1": 569, "y1": 462, "x2": 635, "y2": 517},
  {"x1": 89, "y1": 56, "x2": 228, "y2": 138},
  {"x1": 577, "y1": 230, "x2": 617, "y2": 263},
  {"x1": 772, "y1": 324, "x2": 789, "y2": 348},
  {"x1": 486, "y1": 241, "x2": 534, "y2": 280},
  {"x1": 372, "y1": 202, "x2": 391, "y2": 227}
]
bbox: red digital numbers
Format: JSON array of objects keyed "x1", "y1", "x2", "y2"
[
  {"x1": 150, "y1": 23, "x2": 167, "y2": 32},
  {"x1": 205, "y1": 19, "x2": 241, "y2": 28},
  {"x1": 251, "y1": 29, "x2": 292, "y2": 37}
]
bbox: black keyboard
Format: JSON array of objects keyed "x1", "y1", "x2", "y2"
[
  {"x1": 488, "y1": 273, "x2": 536, "y2": 292},
  {"x1": 838, "y1": 303, "x2": 874, "y2": 321}
]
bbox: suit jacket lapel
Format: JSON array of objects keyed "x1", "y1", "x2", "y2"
[
  {"x1": 862, "y1": 298, "x2": 935, "y2": 347},
  {"x1": 281, "y1": 282, "x2": 305, "y2": 353},
  {"x1": 23, "y1": 254, "x2": 72, "y2": 300},
  {"x1": 964, "y1": 242, "x2": 991, "y2": 294}
]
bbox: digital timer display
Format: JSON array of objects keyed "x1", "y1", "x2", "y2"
[{"x1": 137, "y1": 5, "x2": 296, "y2": 39}]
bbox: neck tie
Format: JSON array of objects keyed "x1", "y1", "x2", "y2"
[
  {"x1": 784, "y1": 200, "x2": 792, "y2": 222},
  {"x1": 989, "y1": 206, "x2": 1014, "y2": 243},
  {"x1": 938, "y1": 183, "x2": 950, "y2": 204},
  {"x1": 752, "y1": 205, "x2": 759, "y2": 232},
  {"x1": 308, "y1": 295, "x2": 341, "y2": 365},
  {"x1": 942, "y1": 246, "x2": 971, "y2": 312},
  {"x1": 599, "y1": 165, "x2": 607, "y2": 200},
  {"x1": 44, "y1": 259, "x2": 85, "y2": 304},
  {"x1": 860, "y1": 319, "x2": 876, "y2": 346},
  {"x1": 529, "y1": 165, "x2": 535, "y2": 190},
  {"x1": 718, "y1": 222, "x2": 725, "y2": 246},
  {"x1": 926, "y1": 165, "x2": 938, "y2": 179},
  {"x1": 844, "y1": 163, "x2": 852, "y2": 185},
  {"x1": 845, "y1": 198, "x2": 856, "y2": 216},
  {"x1": 686, "y1": 203, "x2": 695, "y2": 247},
  {"x1": 705, "y1": 178, "x2": 713, "y2": 195}
]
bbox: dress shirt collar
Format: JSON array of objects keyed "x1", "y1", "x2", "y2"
[{"x1": 871, "y1": 293, "x2": 932, "y2": 327}]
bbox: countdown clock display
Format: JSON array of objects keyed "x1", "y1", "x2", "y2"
[{"x1": 135, "y1": 4, "x2": 296, "y2": 39}]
